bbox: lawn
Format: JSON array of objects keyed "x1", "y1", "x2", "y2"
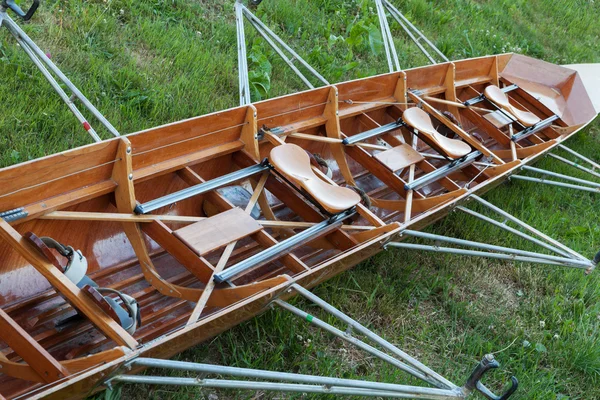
[{"x1": 1, "y1": 0, "x2": 599, "y2": 399}]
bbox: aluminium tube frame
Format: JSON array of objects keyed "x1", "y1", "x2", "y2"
[
  {"x1": 107, "y1": 283, "x2": 517, "y2": 400},
  {"x1": 0, "y1": 7, "x2": 120, "y2": 141}
]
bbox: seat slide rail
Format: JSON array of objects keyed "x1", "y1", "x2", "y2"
[{"x1": 134, "y1": 162, "x2": 272, "y2": 215}]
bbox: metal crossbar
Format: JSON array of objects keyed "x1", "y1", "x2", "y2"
[
  {"x1": 376, "y1": 0, "x2": 449, "y2": 71},
  {"x1": 342, "y1": 120, "x2": 405, "y2": 145},
  {"x1": 134, "y1": 163, "x2": 271, "y2": 215},
  {"x1": 385, "y1": 194, "x2": 597, "y2": 272},
  {"x1": 235, "y1": 1, "x2": 329, "y2": 105},
  {"x1": 107, "y1": 284, "x2": 517, "y2": 399},
  {"x1": 510, "y1": 115, "x2": 560, "y2": 142},
  {"x1": 404, "y1": 152, "x2": 481, "y2": 191},
  {"x1": 511, "y1": 162, "x2": 600, "y2": 195},
  {"x1": 213, "y1": 209, "x2": 356, "y2": 283}
]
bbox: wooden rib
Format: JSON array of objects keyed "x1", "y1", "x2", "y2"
[
  {"x1": 141, "y1": 221, "x2": 215, "y2": 282},
  {"x1": 112, "y1": 137, "x2": 190, "y2": 300},
  {"x1": 0, "y1": 347, "x2": 127, "y2": 384},
  {"x1": 492, "y1": 140, "x2": 556, "y2": 159},
  {"x1": 0, "y1": 219, "x2": 138, "y2": 349},
  {"x1": 393, "y1": 71, "x2": 408, "y2": 110},
  {"x1": 444, "y1": 62, "x2": 463, "y2": 126},
  {"x1": 408, "y1": 91, "x2": 504, "y2": 164},
  {"x1": 509, "y1": 125, "x2": 518, "y2": 161},
  {"x1": 490, "y1": 56, "x2": 500, "y2": 87},
  {"x1": 324, "y1": 86, "x2": 357, "y2": 185},
  {"x1": 374, "y1": 189, "x2": 468, "y2": 213},
  {"x1": 241, "y1": 105, "x2": 260, "y2": 160},
  {"x1": 0, "y1": 308, "x2": 69, "y2": 383}
]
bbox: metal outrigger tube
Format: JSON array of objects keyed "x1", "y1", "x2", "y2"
[
  {"x1": 509, "y1": 145, "x2": 600, "y2": 195},
  {"x1": 0, "y1": 0, "x2": 120, "y2": 142},
  {"x1": 375, "y1": 0, "x2": 450, "y2": 72},
  {"x1": 386, "y1": 194, "x2": 600, "y2": 273},
  {"x1": 235, "y1": 0, "x2": 329, "y2": 106},
  {"x1": 108, "y1": 284, "x2": 518, "y2": 400}
]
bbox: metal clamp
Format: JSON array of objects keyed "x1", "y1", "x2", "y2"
[
  {"x1": 1, "y1": 0, "x2": 39, "y2": 21},
  {"x1": 464, "y1": 355, "x2": 518, "y2": 400}
]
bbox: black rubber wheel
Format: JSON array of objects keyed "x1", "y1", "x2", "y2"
[{"x1": 250, "y1": 0, "x2": 263, "y2": 5}]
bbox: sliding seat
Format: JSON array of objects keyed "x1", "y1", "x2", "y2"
[
  {"x1": 470, "y1": 84, "x2": 559, "y2": 143},
  {"x1": 269, "y1": 143, "x2": 362, "y2": 214},
  {"x1": 484, "y1": 85, "x2": 541, "y2": 127},
  {"x1": 399, "y1": 107, "x2": 481, "y2": 191},
  {"x1": 401, "y1": 107, "x2": 472, "y2": 159},
  {"x1": 24, "y1": 232, "x2": 141, "y2": 335},
  {"x1": 212, "y1": 144, "x2": 361, "y2": 283}
]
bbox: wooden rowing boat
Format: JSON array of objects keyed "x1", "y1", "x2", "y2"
[{"x1": 0, "y1": 53, "x2": 598, "y2": 399}]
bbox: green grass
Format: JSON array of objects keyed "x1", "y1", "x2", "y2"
[{"x1": 1, "y1": 0, "x2": 599, "y2": 399}]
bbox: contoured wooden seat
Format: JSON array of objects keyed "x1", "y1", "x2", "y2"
[
  {"x1": 484, "y1": 85, "x2": 541, "y2": 127},
  {"x1": 269, "y1": 143, "x2": 362, "y2": 214},
  {"x1": 402, "y1": 107, "x2": 472, "y2": 159}
]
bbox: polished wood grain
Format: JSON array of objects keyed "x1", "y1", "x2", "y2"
[
  {"x1": 0, "y1": 219, "x2": 138, "y2": 349},
  {"x1": 174, "y1": 208, "x2": 263, "y2": 257},
  {"x1": 0, "y1": 53, "x2": 594, "y2": 399},
  {"x1": 0, "y1": 308, "x2": 69, "y2": 383}
]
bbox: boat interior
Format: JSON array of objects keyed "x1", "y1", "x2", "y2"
[{"x1": 0, "y1": 53, "x2": 596, "y2": 399}]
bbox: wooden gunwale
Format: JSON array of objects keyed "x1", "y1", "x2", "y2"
[{"x1": 0, "y1": 53, "x2": 596, "y2": 399}]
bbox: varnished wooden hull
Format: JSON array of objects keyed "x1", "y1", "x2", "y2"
[{"x1": 0, "y1": 53, "x2": 597, "y2": 399}]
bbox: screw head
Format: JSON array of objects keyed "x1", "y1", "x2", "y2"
[
  {"x1": 128, "y1": 173, "x2": 133, "y2": 180},
  {"x1": 126, "y1": 147, "x2": 132, "y2": 154}
]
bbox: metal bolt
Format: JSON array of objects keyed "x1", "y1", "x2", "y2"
[
  {"x1": 128, "y1": 173, "x2": 133, "y2": 180},
  {"x1": 126, "y1": 147, "x2": 132, "y2": 154}
]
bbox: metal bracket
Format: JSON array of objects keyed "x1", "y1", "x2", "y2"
[
  {"x1": 0, "y1": 207, "x2": 28, "y2": 222},
  {"x1": 1, "y1": 0, "x2": 39, "y2": 21},
  {"x1": 464, "y1": 354, "x2": 518, "y2": 400}
]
